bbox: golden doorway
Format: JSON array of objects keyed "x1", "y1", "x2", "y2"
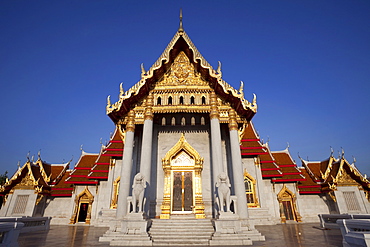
[
  {"x1": 277, "y1": 185, "x2": 302, "y2": 223},
  {"x1": 160, "y1": 134, "x2": 205, "y2": 219},
  {"x1": 69, "y1": 187, "x2": 94, "y2": 224}
]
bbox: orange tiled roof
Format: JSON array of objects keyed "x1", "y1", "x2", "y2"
[
  {"x1": 65, "y1": 152, "x2": 98, "y2": 185},
  {"x1": 50, "y1": 170, "x2": 73, "y2": 197},
  {"x1": 240, "y1": 122, "x2": 282, "y2": 178},
  {"x1": 88, "y1": 127, "x2": 124, "y2": 180},
  {"x1": 271, "y1": 151, "x2": 305, "y2": 182},
  {"x1": 298, "y1": 168, "x2": 322, "y2": 194}
]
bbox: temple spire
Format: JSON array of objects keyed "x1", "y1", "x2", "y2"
[{"x1": 178, "y1": 8, "x2": 184, "y2": 32}]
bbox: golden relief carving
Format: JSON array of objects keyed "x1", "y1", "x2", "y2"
[
  {"x1": 156, "y1": 51, "x2": 208, "y2": 87},
  {"x1": 337, "y1": 168, "x2": 358, "y2": 186},
  {"x1": 14, "y1": 173, "x2": 38, "y2": 190}
]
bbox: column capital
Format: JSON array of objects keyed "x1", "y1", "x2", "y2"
[
  {"x1": 126, "y1": 110, "x2": 135, "y2": 132},
  {"x1": 144, "y1": 93, "x2": 154, "y2": 121},
  {"x1": 209, "y1": 92, "x2": 219, "y2": 120},
  {"x1": 228, "y1": 108, "x2": 238, "y2": 131}
]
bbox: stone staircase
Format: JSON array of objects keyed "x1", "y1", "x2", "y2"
[
  {"x1": 94, "y1": 208, "x2": 117, "y2": 227},
  {"x1": 248, "y1": 208, "x2": 279, "y2": 225},
  {"x1": 149, "y1": 215, "x2": 214, "y2": 246}
]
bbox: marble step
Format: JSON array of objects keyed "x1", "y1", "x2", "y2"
[{"x1": 152, "y1": 239, "x2": 210, "y2": 246}]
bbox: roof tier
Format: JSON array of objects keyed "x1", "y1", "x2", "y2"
[{"x1": 107, "y1": 29, "x2": 257, "y2": 123}]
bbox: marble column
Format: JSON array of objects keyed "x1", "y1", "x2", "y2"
[
  {"x1": 139, "y1": 94, "x2": 154, "y2": 213},
  {"x1": 139, "y1": 93, "x2": 154, "y2": 185},
  {"x1": 228, "y1": 109, "x2": 249, "y2": 219},
  {"x1": 116, "y1": 110, "x2": 135, "y2": 219},
  {"x1": 210, "y1": 92, "x2": 223, "y2": 185}
]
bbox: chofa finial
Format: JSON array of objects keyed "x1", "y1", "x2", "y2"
[{"x1": 178, "y1": 8, "x2": 184, "y2": 32}]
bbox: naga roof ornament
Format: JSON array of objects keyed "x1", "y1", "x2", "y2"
[{"x1": 106, "y1": 12, "x2": 257, "y2": 123}]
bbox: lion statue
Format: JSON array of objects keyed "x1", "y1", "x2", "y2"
[
  {"x1": 131, "y1": 173, "x2": 146, "y2": 213},
  {"x1": 216, "y1": 172, "x2": 231, "y2": 212}
]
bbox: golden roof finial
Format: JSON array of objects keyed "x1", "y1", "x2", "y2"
[{"x1": 178, "y1": 8, "x2": 184, "y2": 32}]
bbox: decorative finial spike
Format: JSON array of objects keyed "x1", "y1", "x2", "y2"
[
  {"x1": 179, "y1": 8, "x2": 184, "y2": 32},
  {"x1": 252, "y1": 93, "x2": 257, "y2": 106},
  {"x1": 141, "y1": 63, "x2": 146, "y2": 76},
  {"x1": 119, "y1": 82, "x2": 124, "y2": 97},
  {"x1": 217, "y1": 61, "x2": 222, "y2": 75},
  {"x1": 107, "y1": 95, "x2": 111, "y2": 106}
]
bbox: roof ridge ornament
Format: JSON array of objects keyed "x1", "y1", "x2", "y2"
[{"x1": 178, "y1": 8, "x2": 184, "y2": 32}]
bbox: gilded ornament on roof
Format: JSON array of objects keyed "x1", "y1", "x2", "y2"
[{"x1": 156, "y1": 52, "x2": 207, "y2": 87}]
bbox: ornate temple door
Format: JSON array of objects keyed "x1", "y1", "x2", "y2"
[
  {"x1": 281, "y1": 199, "x2": 295, "y2": 221},
  {"x1": 277, "y1": 185, "x2": 302, "y2": 223},
  {"x1": 160, "y1": 134, "x2": 205, "y2": 219},
  {"x1": 172, "y1": 171, "x2": 193, "y2": 213}
]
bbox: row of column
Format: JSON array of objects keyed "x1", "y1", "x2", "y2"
[
  {"x1": 116, "y1": 94, "x2": 154, "y2": 219},
  {"x1": 117, "y1": 91, "x2": 248, "y2": 220},
  {"x1": 210, "y1": 92, "x2": 249, "y2": 219}
]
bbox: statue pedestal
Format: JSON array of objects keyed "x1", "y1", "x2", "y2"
[
  {"x1": 214, "y1": 211, "x2": 241, "y2": 234},
  {"x1": 121, "y1": 212, "x2": 148, "y2": 234},
  {"x1": 100, "y1": 213, "x2": 152, "y2": 246},
  {"x1": 210, "y1": 212, "x2": 265, "y2": 245}
]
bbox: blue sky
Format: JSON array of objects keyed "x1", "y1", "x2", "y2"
[{"x1": 0, "y1": 1, "x2": 369, "y2": 177}]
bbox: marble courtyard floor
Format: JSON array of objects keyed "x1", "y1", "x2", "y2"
[{"x1": 18, "y1": 223, "x2": 343, "y2": 247}]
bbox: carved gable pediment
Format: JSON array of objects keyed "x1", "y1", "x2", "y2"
[
  {"x1": 337, "y1": 169, "x2": 358, "y2": 186},
  {"x1": 155, "y1": 51, "x2": 208, "y2": 88}
]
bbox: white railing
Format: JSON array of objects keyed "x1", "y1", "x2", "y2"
[
  {"x1": 337, "y1": 219, "x2": 370, "y2": 247},
  {"x1": 318, "y1": 214, "x2": 370, "y2": 229}
]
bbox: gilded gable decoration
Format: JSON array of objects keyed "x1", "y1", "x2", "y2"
[
  {"x1": 336, "y1": 167, "x2": 358, "y2": 186},
  {"x1": 156, "y1": 52, "x2": 207, "y2": 87}
]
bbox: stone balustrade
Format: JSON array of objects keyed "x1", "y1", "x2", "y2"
[
  {"x1": 0, "y1": 222, "x2": 24, "y2": 247},
  {"x1": 337, "y1": 219, "x2": 370, "y2": 247},
  {"x1": 0, "y1": 217, "x2": 51, "y2": 233},
  {"x1": 318, "y1": 214, "x2": 370, "y2": 229}
]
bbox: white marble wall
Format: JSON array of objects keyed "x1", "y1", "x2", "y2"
[{"x1": 44, "y1": 197, "x2": 75, "y2": 225}]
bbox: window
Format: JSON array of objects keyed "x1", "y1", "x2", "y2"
[
  {"x1": 190, "y1": 96, "x2": 195, "y2": 105},
  {"x1": 191, "y1": 117, "x2": 195, "y2": 126},
  {"x1": 200, "y1": 117, "x2": 205, "y2": 125},
  {"x1": 179, "y1": 96, "x2": 184, "y2": 105},
  {"x1": 201, "y1": 96, "x2": 206, "y2": 105},
  {"x1": 157, "y1": 96, "x2": 162, "y2": 105},
  {"x1": 343, "y1": 191, "x2": 361, "y2": 212},
  {"x1": 181, "y1": 117, "x2": 186, "y2": 126},
  {"x1": 12, "y1": 195, "x2": 29, "y2": 215},
  {"x1": 171, "y1": 117, "x2": 176, "y2": 126},
  {"x1": 161, "y1": 117, "x2": 166, "y2": 126},
  {"x1": 168, "y1": 96, "x2": 172, "y2": 105},
  {"x1": 244, "y1": 172, "x2": 259, "y2": 207}
]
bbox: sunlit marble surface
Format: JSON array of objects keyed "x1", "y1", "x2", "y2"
[{"x1": 18, "y1": 223, "x2": 342, "y2": 247}]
